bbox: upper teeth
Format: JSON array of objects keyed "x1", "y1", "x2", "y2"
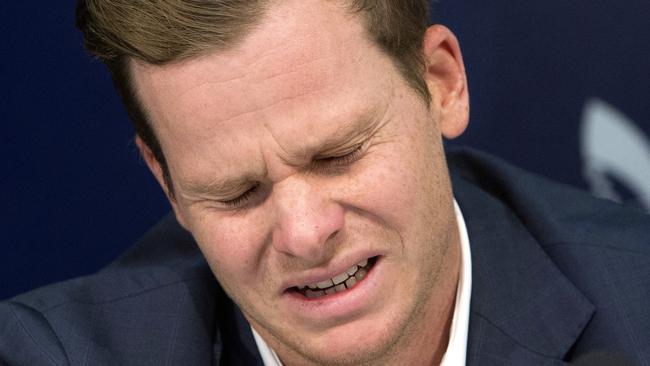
[{"x1": 305, "y1": 258, "x2": 369, "y2": 290}]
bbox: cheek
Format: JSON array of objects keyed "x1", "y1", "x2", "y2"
[
  {"x1": 345, "y1": 141, "x2": 448, "y2": 237},
  {"x1": 186, "y1": 210, "x2": 271, "y2": 293}
]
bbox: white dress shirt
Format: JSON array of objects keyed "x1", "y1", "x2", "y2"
[{"x1": 252, "y1": 199, "x2": 472, "y2": 366}]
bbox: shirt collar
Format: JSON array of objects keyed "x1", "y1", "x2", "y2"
[
  {"x1": 252, "y1": 326, "x2": 283, "y2": 366},
  {"x1": 252, "y1": 199, "x2": 472, "y2": 366},
  {"x1": 440, "y1": 199, "x2": 472, "y2": 366}
]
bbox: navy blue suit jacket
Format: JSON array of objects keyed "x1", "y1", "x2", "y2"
[{"x1": 2, "y1": 149, "x2": 649, "y2": 365}]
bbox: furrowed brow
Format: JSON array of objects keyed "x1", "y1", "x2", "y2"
[
  {"x1": 320, "y1": 110, "x2": 381, "y2": 152},
  {"x1": 281, "y1": 108, "x2": 382, "y2": 164},
  {"x1": 182, "y1": 176, "x2": 254, "y2": 198}
]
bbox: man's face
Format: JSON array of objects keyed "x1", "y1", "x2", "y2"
[{"x1": 132, "y1": 0, "x2": 468, "y2": 364}]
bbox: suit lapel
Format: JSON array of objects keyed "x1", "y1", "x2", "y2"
[
  {"x1": 212, "y1": 296, "x2": 264, "y2": 366},
  {"x1": 451, "y1": 170, "x2": 595, "y2": 365}
]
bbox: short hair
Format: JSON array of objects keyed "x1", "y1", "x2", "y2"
[{"x1": 76, "y1": 0, "x2": 431, "y2": 196}]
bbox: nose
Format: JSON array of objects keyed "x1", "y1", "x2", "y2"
[{"x1": 271, "y1": 177, "x2": 344, "y2": 263}]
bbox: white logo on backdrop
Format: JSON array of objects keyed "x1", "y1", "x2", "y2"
[{"x1": 580, "y1": 98, "x2": 650, "y2": 210}]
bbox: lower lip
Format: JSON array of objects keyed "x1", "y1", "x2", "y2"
[{"x1": 282, "y1": 257, "x2": 384, "y2": 321}]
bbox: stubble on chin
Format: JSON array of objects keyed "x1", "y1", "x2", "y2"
[{"x1": 265, "y1": 225, "x2": 459, "y2": 366}]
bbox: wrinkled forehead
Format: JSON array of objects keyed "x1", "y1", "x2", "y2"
[
  {"x1": 130, "y1": 0, "x2": 371, "y2": 89},
  {"x1": 129, "y1": 0, "x2": 391, "y2": 145}
]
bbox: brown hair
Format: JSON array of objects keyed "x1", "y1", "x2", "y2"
[{"x1": 76, "y1": 0, "x2": 431, "y2": 196}]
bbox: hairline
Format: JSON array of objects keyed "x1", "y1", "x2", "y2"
[{"x1": 122, "y1": 1, "x2": 432, "y2": 198}]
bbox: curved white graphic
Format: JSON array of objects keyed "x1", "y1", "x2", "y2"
[{"x1": 580, "y1": 98, "x2": 650, "y2": 210}]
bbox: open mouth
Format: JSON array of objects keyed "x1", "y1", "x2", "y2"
[{"x1": 291, "y1": 256, "x2": 378, "y2": 299}]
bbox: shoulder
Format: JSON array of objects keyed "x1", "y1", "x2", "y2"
[
  {"x1": 447, "y1": 147, "x2": 650, "y2": 255},
  {"x1": 448, "y1": 147, "x2": 650, "y2": 361},
  {"x1": 0, "y1": 214, "x2": 220, "y2": 365}
]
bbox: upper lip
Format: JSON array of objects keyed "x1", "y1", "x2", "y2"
[{"x1": 280, "y1": 251, "x2": 381, "y2": 292}]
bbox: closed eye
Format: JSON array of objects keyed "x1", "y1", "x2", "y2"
[
  {"x1": 312, "y1": 144, "x2": 364, "y2": 173},
  {"x1": 218, "y1": 183, "x2": 260, "y2": 209},
  {"x1": 215, "y1": 145, "x2": 365, "y2": 209}
]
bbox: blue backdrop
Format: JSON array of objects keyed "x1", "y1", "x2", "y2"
[{"x1": 2, "y1": 1, "x2": 649, "y2": 300}]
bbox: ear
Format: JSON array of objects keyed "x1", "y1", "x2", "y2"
[
  {"x1": 422, "y1": 25, "x2": 469, "y2": 139},
  {"x1": 135, "y1": 136, "x2": 189, "y2": 229}
]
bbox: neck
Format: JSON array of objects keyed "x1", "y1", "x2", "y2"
[{"x1": 382, "y1": 233, "x2": 460, "y2": 366}]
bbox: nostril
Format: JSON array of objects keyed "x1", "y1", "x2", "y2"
[{"x1": 326, "y1": 230, "x2": 339, "y2": 242}]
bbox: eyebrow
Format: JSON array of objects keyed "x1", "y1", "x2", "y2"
[
  {"x1": 281, "y1": 107, "x2": 382, "y2": 164},
  {"x1": 181, "y1": 106, "x2": 383, "y2": 197},
  {"x1": 182, "y1": 175, "x2": 258, "y2": 199}
]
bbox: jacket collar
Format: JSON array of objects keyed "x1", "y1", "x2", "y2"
[{"x1": 449, "y1": 149, "x2": 595, "y2": 363}]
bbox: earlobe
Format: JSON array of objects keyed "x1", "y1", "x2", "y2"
[{"x1": 422, "y1": 25, "x2": 470, "y2": 139}]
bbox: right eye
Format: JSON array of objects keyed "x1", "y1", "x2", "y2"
[{"x1": 219, "y1": 184, "x2": 260, "y2": 209}]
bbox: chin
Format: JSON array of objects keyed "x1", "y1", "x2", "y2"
[{"x1": 289, "y1": 312, "x2": 410, "y2": 366}]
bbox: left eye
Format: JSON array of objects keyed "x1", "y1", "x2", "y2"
[{"x1": 314, "y1": 145, "x2": 364, "y2": 170}]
